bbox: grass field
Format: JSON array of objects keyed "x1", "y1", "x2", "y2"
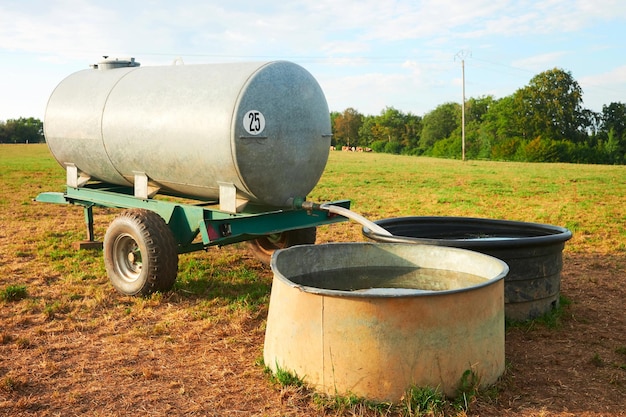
[
  {"x1": 314, "y1": 151, "x2": 625, "y2": 254},
  {"x1": 1, "y1": 144, "x2": 625, "y2": 416}
]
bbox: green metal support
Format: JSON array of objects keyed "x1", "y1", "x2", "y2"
[
  {"x1": 84, "y1": 205, "x2": 95, "y2": 241},
  {"x1": 35, "y1": 192, "x2": 69, "y2": 205},
  {"x1": 75, "y1": 205, "x2": 103, "y2": 250},
  {"x1": 36, "y1": 183, "x2": 350, "y2": 254}
]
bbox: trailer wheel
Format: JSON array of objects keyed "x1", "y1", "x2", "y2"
[
  {"x1": 104, "y1": 209, "x2": 178, "y2": 296},
  {"x1": 246, "y1": 227, "x2": 316, "y2": 265}
]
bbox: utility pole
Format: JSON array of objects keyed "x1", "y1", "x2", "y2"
[{"x1": 455, "y1": 50, "x2": 471, "y2": 161}]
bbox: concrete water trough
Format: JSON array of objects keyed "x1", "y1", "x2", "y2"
[
  {"x1": 362, "y1": 217, "x2": 572, "y2": 321},
  {"x1": 263, "y1": 242, "x2": 509, "y2": 401}
]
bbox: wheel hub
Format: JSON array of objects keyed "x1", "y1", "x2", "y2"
[{"x1": 113, "y1": 234, "x2": 143, "y2": 283}]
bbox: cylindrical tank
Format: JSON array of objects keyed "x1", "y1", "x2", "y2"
[{"x1": 44, "y1": 58, "x2": 332, "y2": 207}]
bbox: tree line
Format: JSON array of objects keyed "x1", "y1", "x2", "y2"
[
  {"x1": 0, "y1": 117, "x2": 44, "y2": 144},
  {"x1": 331, "y1": 68, "x2": 626, "y2": 164}
]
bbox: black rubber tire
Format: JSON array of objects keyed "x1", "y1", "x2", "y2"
[
  {"x1": 103, "y1": 209, "x2": 178, "y2": 296},
  {"x1": 246, "y1": 227, "x2": 317, "y2": 265}
]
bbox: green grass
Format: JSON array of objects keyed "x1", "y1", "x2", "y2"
[
  {"x1": 175, "y1": 251, "x2": 271, "y2": 311},
  {"x1": 270, "y1": 363, "x2": 306, "y2": 388},
  {"x1": 263, "y1": 361, "x2": 489, "y2": 417},
  {"x1": 313, "y1": 151, "x2": 626, "y2": 253},
  {"x1": 0, "y1": 285, "x2": 28, "y2": 302},
  {"x1": 3, "y1": 144, "x2": 626, "y2": 255}
]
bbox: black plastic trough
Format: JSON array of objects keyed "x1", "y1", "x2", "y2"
[{"x1": 362, "y1": 216, "x2": 572, "y2": 321}]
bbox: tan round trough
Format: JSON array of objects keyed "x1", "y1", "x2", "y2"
[{"x1": 263, "y1": 242, "x2": 509, "y2": 401}]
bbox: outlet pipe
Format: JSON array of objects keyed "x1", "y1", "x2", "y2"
[{"x1": 300, "y1": 201, "x2": 392, "y2": 237}]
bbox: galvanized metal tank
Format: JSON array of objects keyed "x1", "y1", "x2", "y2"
[
  {"x1": 264, "y1": 242, "x2": 509, "y2": 401},
  {"x1": 44, "y1": 58, "x2": 332, "y2": 208}
]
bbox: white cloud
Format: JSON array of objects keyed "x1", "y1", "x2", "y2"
[
  {"x1": 0, "y1": 1, "x2": 123, "y2": 59},
  {"x1": 320, "y1": 41, "x2": 371, "y2": 56},
  {"x1": 581, "y1": 66, "x2": 626, "y2": 87},
  {"x1": 320, "y1": 71, "x2": 400, "y2": 110},
  {"x1": 579, "y1": 66, "x2": 626, "y2": 110},
  {"x1": 2, "y1": 0, "x2": 622, "y2": 62},
  {"x1": 1, "y1": 0, "x2": 625, "y2": 119},
  {"x1": 511, "y1": 52, "x2": 569, "y2": 72}
]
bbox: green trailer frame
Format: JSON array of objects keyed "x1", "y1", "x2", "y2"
[{"x1": 36, "y1": 182, "x2": 350, "y2": 296}]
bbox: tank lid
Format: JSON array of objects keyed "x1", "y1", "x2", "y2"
[{"x1": 91, "y1": 56, "x2": 140, "y2": 70}]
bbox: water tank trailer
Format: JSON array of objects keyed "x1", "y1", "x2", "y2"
[{"x1": 36, "y1": 57, "x2": 350, "y2": 296}]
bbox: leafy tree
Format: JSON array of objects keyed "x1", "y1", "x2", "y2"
[
  {"x1": 400, "y1": 112, "x2": 422, "y2": 153},
  {"x1": 604, "y1": 128, "x2": 623, "y2": 164},
  {"x1": 358, "y1": 115, "x2": 376, "y2": 146},
  {"x1": 490, "y1": 137, "x2": 522, "y2": 161},
  {"x1": 0, "y1": 117, "x2": 44, "y2": 143},
  {"x1": 580, "y1": 108, "x2": 602, "y2": 139},
  {"x1": 332, "y1": 108, "x2": 363, "y2": 148},
  {"x1": 456, "y1": 96, "x2": 495, "y2": 159},
  {"x1": 370, "y1": 139, "x2": 387, "y2": 153},
  {"x1": 329, "y1": 67, "x2": 626, "y2": 165},
  {"x1": 430, "y1": 134, "x2": 461, "y2": 159},
  {"x1": 466, "y1": 95, "x2": 495, "y2": 124},
  {"x1": 512, "y1": 68, "x2": 585, "y2": 142},
  {"x1": 519, "y1": 137, "x2": 563, "y2": 162},
  {"x1": 357, "y1": 107, "x2": 419, "y2": 154},
  {"x1": 419, "y1": 102, "x2": 460, "y2": 152},
  {"x1": 599, "y1": 102, "x2": 626, "y2": 163},
  {"x1": 433, "y1": 120, "x2": 491, "y2": 160},
  {"x1": 482, "y1": 96, "x2": 520, "y2": 141},
  {"x1": 601, "y1": 102, "x2": 626, "y2": 138},
  {"x1": 376, "y1": 107, "x2": 407, "y2": 144},
  {"x1": 329, "y1": 111, "x2": 341, "y2": 146}
]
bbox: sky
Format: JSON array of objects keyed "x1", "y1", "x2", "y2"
[{"x1": 1, "y1": 0, "x2": 626, "y2": 121}]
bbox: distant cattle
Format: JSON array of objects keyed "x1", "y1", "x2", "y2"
[{"x1": 339, "y1": 146, "x2": 372, "y2": 152}]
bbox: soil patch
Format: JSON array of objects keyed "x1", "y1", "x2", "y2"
[{"x1": 2, "y1": 244, "x2": 625, "y2": 416}]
